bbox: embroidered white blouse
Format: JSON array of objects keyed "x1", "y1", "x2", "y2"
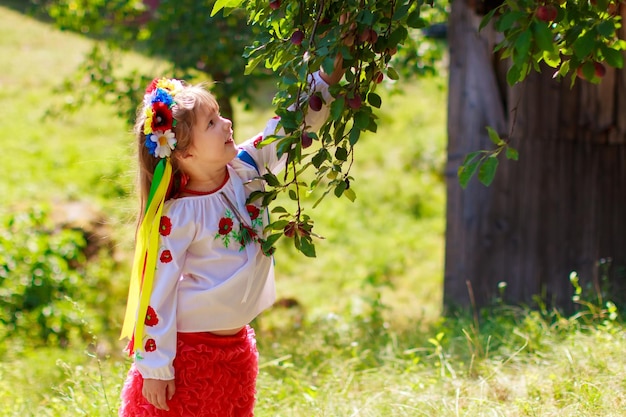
[{"x1": 135, "y1": 72, "x2": 333, "y2": 380}]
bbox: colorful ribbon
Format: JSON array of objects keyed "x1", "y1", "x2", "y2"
[{"x1": 120, "y1": 158, "x2": 172, "y2": 355}]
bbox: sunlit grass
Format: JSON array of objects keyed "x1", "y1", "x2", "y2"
[{"x1": 2, "y1": 311, "x2": 625, "y2": 416}]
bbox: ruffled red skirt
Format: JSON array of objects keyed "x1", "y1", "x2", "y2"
[{"x1": 118, "y1": 326, "x2": 258, "y2": 417}]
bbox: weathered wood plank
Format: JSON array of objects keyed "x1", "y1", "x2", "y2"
[{"x1": 444, "y1": 0, "x2": 626, "y2": 312}]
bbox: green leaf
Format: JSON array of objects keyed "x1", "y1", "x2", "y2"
[
  {"x1": 601, "y1": 46, "x2": 624, "y2": 69},
  {"x1": 262, "y1": 172, "x2": 281, "y2": 187},
  {"x1": 542, "y1": 48, "x2": 561, "y2": 68},
  {"x1": 392, "y1": 3, "x2": 410, "y2": 21},
  {"x1": 506, "y1": 146, "x2": 519, "y2": 161},
  {"x1": 596, "y1": 20, "x2": 615, "y2": 38},
  {"x1": 263, "y1": 232, "x2": 282, "y2": 249},
  {"x1": 343, "y1": 188, "x2": 357, "y2": 202},
  {"x1": 513, "y1": 30, "x2": 532, "y2": 66},
  {"x1": 386, "y1": 66, "x2": 400, "y2": 80},
  {"x1": 278, "y1": 110, "x2": 299, "y2": 131},
  {"x1": 333, "y1": 122, "x2": 346, "y2": 144},
  {"x1": 479, "y1": 9, "x2": 498, "y2": 32},
  {"x1": 354, "y1": 110, "x2": 370, "y2": 130},
  {"x1": 349, "y1": 127, "x2": 360, "y2": 146},
  {"x1": 244, "y1": 55, "x2": 265, "y2": 75},
  {"x1": 247, "y1": 190, "x2": 264, "y2": 204},
  {"x1": 573, "y1": 31, "x2": 596, "y2": 59},
  {"x1": 356, "y1": 9, "x2": 374, "y2": 25},
  {"x1": 478, "y1": 156, "x2": 499, "y2": 187},
  {"x1": 334, "y1": 180, "x2": 346, "y2": 197},
  {"x1": 495, "y1": 11, "x2": 525, "y2": 32},
  {"x1": 533, "y1": 21, "x2": 556, "y2": 54},
  {"x1": 367, "y1": 119, "x2": 378, "y2": 133},
  {"x1": 388, "y1": 26, "x2": 409, "y2": 46},
  {"x1": 312, "y1": 148, "x2": 329, "y2": 168},
  {"x1": 330, "y1": 96, "x2": 345, "y2": 121},
  {"x1": 506, "y1": 64, "x2": 522, "y2": 86},
  {"x1": 271, "y1": 206, "x2": 288, "y2": 214},
  {"x1": 210, "y1": 0, "x2": 244, "y2": 17},
  {"x1": 299, "y1": 236, "x2": 316, "y2": 258},
  {"x1": 262, "y1": 190, "x2": 279, "y2": 206},
  {"x1": 457, "y1": 151, "x2": 482, "y2": 189},
  {"x1": 461, "y1": 151, "x2": 482, "y2": 166},
  {"x1": 557, "y1": 59, "x2": 571, "y2": 78},
  {"x1": 335, "y1": 147, "x2": 348, "y2": 161},
  {"x1": 406, "y1": 10, "x2": 424, "y2": 29},
  {"x1": 270, "y1": 220, "x2": 290, "y2": 230},
  {"x1": 486, "y1": 126, "x2": 504, "y2": 146},
  {"x1": 367, "y1": 92, "x2": 382, "y2": 108}
]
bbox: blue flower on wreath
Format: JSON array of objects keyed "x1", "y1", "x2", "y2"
[
  {"x1": 151, "y1": 88, "x2": 175, "y2": 107},
  {"x1": 144, "y1": 137, "x2": 158, "y2": 156}
]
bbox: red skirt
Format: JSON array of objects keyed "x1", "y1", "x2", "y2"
[{"x1": 119, "y1": 326, "x2": 258, "y2": 417}]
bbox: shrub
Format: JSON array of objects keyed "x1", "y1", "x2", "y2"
[{"x1": 0, "y1": 206, "x2": 115, "y2": 349}]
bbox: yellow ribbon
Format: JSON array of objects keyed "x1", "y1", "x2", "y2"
[{"x1": 120, "y1": 159, "x2": 172, "y2": 354}]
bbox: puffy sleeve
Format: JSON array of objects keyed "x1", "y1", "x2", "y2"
[
  {"x1": 238, "y1": 71, "x2": 333, "y2": 175},
  {"x1": 134, "y1": 203, "x2": 195, "y2": 380}
]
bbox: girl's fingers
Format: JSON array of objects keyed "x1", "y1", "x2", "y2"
[
  {"x1": 143, "y1": 380, "x2": 171, "y2": 411},
  {"x1": 167, "y1": 380, "x2": 176, "y2": 400}
]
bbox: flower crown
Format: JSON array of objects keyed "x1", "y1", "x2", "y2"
[{"x1": 142, "y1": 78, "x2": 185, "y2": 158}]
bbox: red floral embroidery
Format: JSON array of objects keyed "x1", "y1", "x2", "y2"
[
  {"x1": 159, "y1": 216, "x2": 172, "y2": 236},
  {"x1": 246, "y1": 204, "x2": 260, "y2": 220},
  {"x1": 239, "y1": 225, "x2": 258, "y2": 246},
  {"x1": 218, "y1": 217, "x2": 234, "y2": 235},
  {"x1": 145, "y1": 306, "x2": 159, "y2": 326},
  {"x1": 160, "y1": 250, "x2": 173, "y2": 263},
  {"x1": 145, "y1": 338, "x2": 157, "y2": 352},
  {"x1": 253, "y1": 135, "x2": 263, "y2": 148}
]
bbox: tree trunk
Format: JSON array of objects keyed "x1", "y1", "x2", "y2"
[{"x1": 444, "y1": 0, "x2": 626, "y2": 312}]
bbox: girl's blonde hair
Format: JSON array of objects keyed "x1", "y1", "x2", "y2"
[{"x1": 133, "y1": 82, "x2": 219, "y2": 223}]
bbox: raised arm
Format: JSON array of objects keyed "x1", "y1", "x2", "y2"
[{"x1": 319, "y1": 54, "x2": 345, "y2": 85}]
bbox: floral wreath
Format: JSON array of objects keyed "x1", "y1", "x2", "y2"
[{"x1": 142, "y1": 78, "x2": 185, "y2": 158}]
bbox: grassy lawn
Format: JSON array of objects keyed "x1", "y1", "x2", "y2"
[{"x1": 1, "y1": 3, "x2": 625, "y2": 416}]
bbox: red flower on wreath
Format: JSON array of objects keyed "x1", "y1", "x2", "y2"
[
  {"x1": 145, "y1": 78, "x2": 160, "y2": 93},
  {"x1": 159, "y1": 216, "x2": 172, "y2": 236},
  {"x1": 151, "y1": 102, "x2": 174, "y2": 132},
  {"x1": 145, "y1": 338, "x2": 157, "y2": 352},
  {"x1": 160, "y1": 250, "x2": 173, "y2": 263},
  {"x1": 145, "y1": 306, "x2": 159, "y2": 326},
  {"x1": 246, "y1": 204, "x2": 260, "y2": 220},
  {"x1": 218, "y1": 217, "x2": 234, "y2": 235}
]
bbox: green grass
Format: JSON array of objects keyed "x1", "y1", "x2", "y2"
[{"x1": 2, "y1": 4, "x2": 626, "y2": 417}]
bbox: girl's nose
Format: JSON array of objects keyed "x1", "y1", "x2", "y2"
[{"x1": 222, "y1": 117, "x2": 232, "y2": 129}]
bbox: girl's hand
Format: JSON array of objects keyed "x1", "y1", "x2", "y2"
[{"x1": 142, "y1": 378, "x2": 176, "y2": 411}]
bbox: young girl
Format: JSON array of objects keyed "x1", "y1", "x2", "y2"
[{"x1": 118, "y1": 61, "x2": 343, "y2": 416}]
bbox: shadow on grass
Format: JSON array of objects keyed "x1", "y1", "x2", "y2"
[{"x1": 0, "y1": 0, "x2": 54, "y2": 22}]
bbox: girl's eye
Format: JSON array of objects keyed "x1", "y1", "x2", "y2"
[{"x1": 208, "y1": 119, "x2": 214, "y2": 128}]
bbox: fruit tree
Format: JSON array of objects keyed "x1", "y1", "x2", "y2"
[{"x1": 212, "y1": 0, "x2": 626, "y2": 311}]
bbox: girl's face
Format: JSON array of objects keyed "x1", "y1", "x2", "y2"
[{"x1": 187, "y1": 105, "x2": 237, "y2": 168}]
